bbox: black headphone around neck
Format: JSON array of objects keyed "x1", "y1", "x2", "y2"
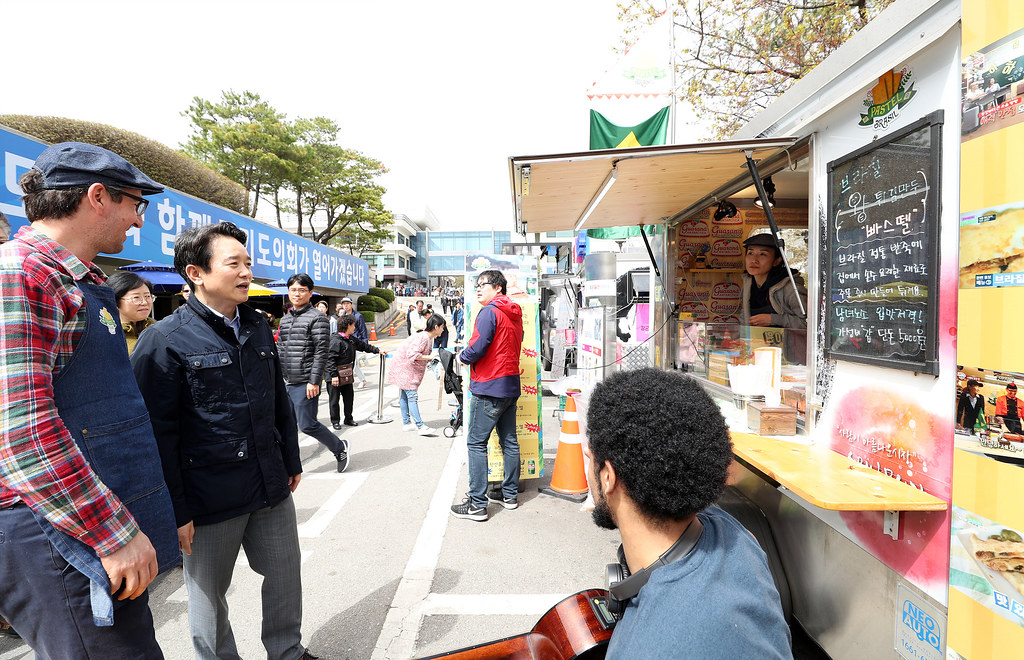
[{"x1": 605, "y1": 517, "x2": 705, "y2": 620}]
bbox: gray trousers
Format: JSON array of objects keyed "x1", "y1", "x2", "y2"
[{"x1": 183, "y1": 495, "x2": 304, "y2": 660}]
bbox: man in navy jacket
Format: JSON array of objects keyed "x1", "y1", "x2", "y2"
[
  {"x1": 451, "y1": 270, "x2": 524, "y2": 522},
  {"x1": 132, "y1": 222, "x2": 318, "y2": 660}
]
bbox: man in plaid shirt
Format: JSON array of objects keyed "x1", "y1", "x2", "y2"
[{"x1": 0, "y1": 142, "x2": 178, "y2": 658}]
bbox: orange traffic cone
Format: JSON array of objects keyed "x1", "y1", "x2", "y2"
[
  {"x1": 370, "y1": 323, "x2": 377, "y2": 340},
  {"x1": 389, "y1": 322, "x2": 395, "y2": 336},
  {"x1": 541, "y1": 396, "x2": 589, "y2": 502}
]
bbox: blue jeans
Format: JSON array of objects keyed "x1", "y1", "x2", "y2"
[
  {"x1": 286, "y1": 384, "x2": 344, "y2": 454},
  {"x1": 466, "y1": 394, "x2": 520, "y2": 508},
  {"x1": 399, "y1": 388, "x2": 424, "y2": 427}
]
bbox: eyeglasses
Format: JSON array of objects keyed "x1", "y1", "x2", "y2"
[
  {"x1": 108, "y1": 187, "x2": 149, "y2": 216},
  {"x1": 475, "y1": 281, "x2": 492, "y2": 289},
  {"x1": 124, "y1": 294, "x2": 156, "y2": 305}
]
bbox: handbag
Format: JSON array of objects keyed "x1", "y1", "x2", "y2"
[{"x1": 337, "y1": 363, "x2": 355, "y2": 385}]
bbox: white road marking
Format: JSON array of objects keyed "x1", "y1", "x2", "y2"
[
  {"x1": 419, "y1": 593, "x2": 571, "y2": 616},
  {"x1": 371, "y1": 437, "x2": 465, "y2": 660},
  {"x1": 166, "y1": 584, "x2": 188, "y2": 603},
  {"x1": 297, "y1": 472, "x2": 369, "y2": 538}
]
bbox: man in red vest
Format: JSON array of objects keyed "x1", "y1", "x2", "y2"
[{"x1": 451, "y1": 270, "x2": 524, "y2": 522}]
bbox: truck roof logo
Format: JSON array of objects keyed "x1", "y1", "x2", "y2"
[{"x1": 860, "y1": 68, "x2": 916, "y2": 128}]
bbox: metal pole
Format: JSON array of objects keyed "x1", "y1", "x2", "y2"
[{"x1": 367, "y1": 354, "x2": 393, "y2": 424}]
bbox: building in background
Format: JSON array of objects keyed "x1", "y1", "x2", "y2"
[
  {"x1": 362, "y1": 212, "x2": 437, "y2": 286},
  {"x1": 363, "y1": 210, "x2": 512, "y2": 289},
  {"x1": 415, "y1": 229, "x2": 511, "y2": 289}
]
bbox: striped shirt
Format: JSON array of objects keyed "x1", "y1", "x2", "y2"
[{"x1": 0, "y1": 226, "x2": 138, "y2": 557}]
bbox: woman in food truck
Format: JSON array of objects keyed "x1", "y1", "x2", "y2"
[{"x1": 739, "y1": 232, "x2": 807, "y2": 330}]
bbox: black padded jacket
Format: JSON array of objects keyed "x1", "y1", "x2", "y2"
[
  {"x1": 327, "y1": 333, "x2": 381, "y2": 375},
  {"x1": 277, "y1": 305, "x2": 332, "y2": 385},
  {"x1": 130, "y1": 298, "x2": 300, "y2": 527}
]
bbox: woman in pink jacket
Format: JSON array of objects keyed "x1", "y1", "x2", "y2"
[{"x1": 386, "y1": 315, "x2": 446, "y2": 435}]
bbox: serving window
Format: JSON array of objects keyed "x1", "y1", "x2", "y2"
[{"x1": 670, "y1": 155, "x2": 812, "y2": 434}]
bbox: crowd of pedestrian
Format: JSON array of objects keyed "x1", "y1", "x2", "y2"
[
  {"x1": 0, "y1": 141, "x2": 791, "y2": 659},
  {"x1": 0, "y1": 143, "x2": 510, "y2": 660}
]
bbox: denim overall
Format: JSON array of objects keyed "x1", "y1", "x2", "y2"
[{"x1": 30, "y1": 280, "x2": 179, "y2": 626}]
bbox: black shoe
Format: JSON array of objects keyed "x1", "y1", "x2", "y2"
[
  {"x1": 450, "y1": 498, "x2": 487, "y2": 521},
  {"x1": 334, "y1": 439, "x2": 350, "y2": 473},
  {"x1": 344, "y1": 419, "x2": 358, "y2": 427},
  {"x1": 332, "y1": 422, "x2": 343, "y2": 430},
  {"x1": 300, "y1": 651, "x2": 321, "y2": 660},
  {"x1": 486, "y1": 492, "x2": 519, "y2": 510}
]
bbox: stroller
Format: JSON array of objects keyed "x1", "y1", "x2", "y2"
[{"x1": 438, "y1": 348, "x2": 464, "y2": 437}]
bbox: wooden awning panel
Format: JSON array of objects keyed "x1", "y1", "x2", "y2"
[{"x1": 509, "y1": 138, "x2": 798, "y2": 232}]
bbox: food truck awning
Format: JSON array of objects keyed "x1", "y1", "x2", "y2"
[{"x1": 508, "y1": 137, "x2": 799, "y2": 234}]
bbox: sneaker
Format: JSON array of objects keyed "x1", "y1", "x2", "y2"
[
  {"x1": 334, "y1": 439, "x2": 350, "y2": 473},
  {"x1": 450, "y1": 499, "x2": 487, "y2": 521},
  {"x1": 402, "y1": 423, "x2": 417, "y2": 431},
  {"x1": 417, "y1": 425, "x2": 433, "y2": 436},
  {"x1": 358, "y1": 380, "x2": 368, "y2": 389},
  {"x1": 487, "y1": 492, "x2": 519, "y2": 510}
]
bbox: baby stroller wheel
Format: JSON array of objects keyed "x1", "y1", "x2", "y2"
[{"x1": 443, "y1": 426, "x2": 456, "y2": 438}]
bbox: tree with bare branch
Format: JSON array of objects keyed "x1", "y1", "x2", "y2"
[{"x1": 618, "y1": 0, "x2": 896, "y2": 138}]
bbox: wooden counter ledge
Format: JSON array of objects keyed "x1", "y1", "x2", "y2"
[{"x1": 730, "y1": 431, "x2": 948, "y2": 512}]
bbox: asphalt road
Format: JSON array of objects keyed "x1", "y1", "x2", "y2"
[{"x1": 1, "y1": 337, "x2": 618, "y2": 660}]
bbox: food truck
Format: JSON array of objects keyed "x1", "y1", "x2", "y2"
[{"x1": 509, "y1": 0, "x2": 1023, "y2": 657}]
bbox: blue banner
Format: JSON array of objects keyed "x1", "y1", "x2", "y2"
[{"x1": 0, "y1": 126, "x2": 368, "y2": 292}]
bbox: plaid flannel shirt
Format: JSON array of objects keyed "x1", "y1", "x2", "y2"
[{"x1": 0, "y1": 226, "x2": 138, "y2": 557}]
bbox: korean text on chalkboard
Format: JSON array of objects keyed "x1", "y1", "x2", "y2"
[{"x1": 825, "y1": 112, "x2": 943, "y2": 375}]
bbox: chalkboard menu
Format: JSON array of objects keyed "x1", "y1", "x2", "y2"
[{"x1": 825, "y1": 112, "x2": 943, "y2": 375}]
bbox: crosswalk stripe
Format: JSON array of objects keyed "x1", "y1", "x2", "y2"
[
  {"x1": 372, "y1": 437, "x2": 464, "y2": 660},
  {"x1": 297, "y1": 472, "x2": 368, "y2": 538}
]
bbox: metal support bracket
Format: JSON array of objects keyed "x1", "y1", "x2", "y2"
[{"x1": 883, "y1": 510, "x2": 900, "y2": 540}]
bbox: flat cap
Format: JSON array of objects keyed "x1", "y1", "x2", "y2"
[
  {"x1": 33, "y1": 142, "x2": 164, "y2": 196},
  {"x1": 743, "y1": 232, "x2": 784, "y2": 251}
]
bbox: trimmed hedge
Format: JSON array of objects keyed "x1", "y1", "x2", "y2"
[
  {"x1": 357, "y1": 294, "x2": 388, "y2": 313},
  {"x1": 0, "y1": 115, "x2": 247, "y2": 214},
  {"x1": 369, "y1": 287, "x2": 395, "y2": 304}
]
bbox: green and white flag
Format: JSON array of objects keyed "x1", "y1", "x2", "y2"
[{"x1": 589, "y1": 106, "x2": 670, "y2": 150}]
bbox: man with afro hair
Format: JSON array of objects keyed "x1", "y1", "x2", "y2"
[{"x1": 585, "y1": 368, "x2": 792, "y2": 658}]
